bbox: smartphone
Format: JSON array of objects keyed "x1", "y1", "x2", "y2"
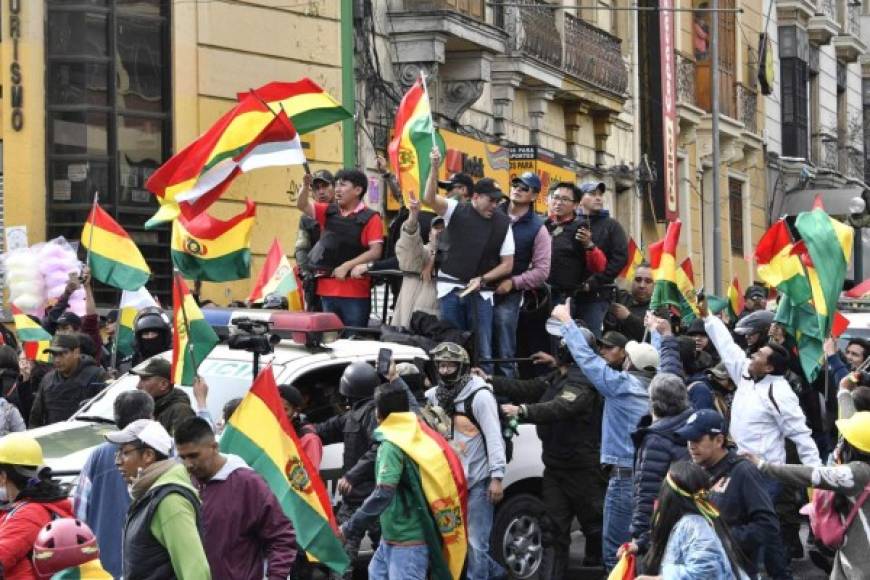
[{"x1": 377, "y1": 348, "x2": 393, "y2": 378}]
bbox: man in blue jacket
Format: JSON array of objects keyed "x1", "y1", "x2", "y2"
[
  {"x1": 552, "y1": 299, "x2": 657, "y2": 570},
  {"x1": 679, "y1": 409, "x2": 785, "y2": 579},
  {"x1": 74, "y1": 390, "x2": 155, "y2": 577}
]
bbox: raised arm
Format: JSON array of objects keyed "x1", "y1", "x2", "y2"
[
  {"x1": 296, "y1": 172, "x2": 314, "y2": 218},
  {"x1": 422, "y1": 148, "x2": 448, "y2": 216}
]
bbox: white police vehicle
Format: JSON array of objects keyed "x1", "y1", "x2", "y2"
[{"x1": 25, "y1": 309, "x2": 548, "y2": 579}]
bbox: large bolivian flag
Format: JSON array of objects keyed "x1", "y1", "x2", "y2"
[
  {"x1": 376, "y1": 412, "x2": 468, "y2": 580},
  {"x1": 172, "y1": 199, "x2": 256, "y2": 282},
  {"x1": 11, "y1": 306, "x2": 51, "y2": 362},
  {"x1": 237, "y1": 78, "x2": 351, "y2": 135},
  {"x1": 81, "y1": 204, "x2": 150, "y2": 291},
  {"x1": 755, "y1": 219, "x2": 811, "y2": 305},
  {"x1": 617, "y1": 237, "x2": 644, "y2": 284},
  {"x1": 171, "y1": 273, "x2": 219, "y2": 385},
  {"x1": 388, "y1": 76, "x2": 446, "y2": 204},
  {"x1": 649, "y1": 220, "x2": 688, "y2": 314},
  {"x1": 220, "y1": 366, "x2": 349, "y2": 573}
]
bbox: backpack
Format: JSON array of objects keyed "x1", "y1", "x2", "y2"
[
  {"x1": 458, "y1": 386, "x2": 516, "y2": 464},
  {"x1": 804, "y1": 481, "x2": 870, "y2": 549}
]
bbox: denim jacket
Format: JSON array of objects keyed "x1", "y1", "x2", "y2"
[
  {"x1": 562, "y1": 321, "x2": 650, "y2": 467},
  {"x1": 661, "y1": 514, "x2": 748, "y2": 579}
]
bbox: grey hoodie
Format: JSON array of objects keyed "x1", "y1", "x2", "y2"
[{"x1": 426, "y1": 376, "x2": 507, "y2": 488}]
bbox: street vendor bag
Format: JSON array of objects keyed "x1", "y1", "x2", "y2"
[{"x1": 804, "y1": 481, "x2": 870, "y2": 549}]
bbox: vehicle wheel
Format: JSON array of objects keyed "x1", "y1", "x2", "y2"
[{"x1": 492, "y1": 493, "x2": 547, "y2": 579}]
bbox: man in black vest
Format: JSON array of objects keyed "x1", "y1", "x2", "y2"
[
  {"x1": 493, "y1": 172, "x2": 551, "y2": 377},
  {"x1": 295, "y1": 169, "x2": 335, "y2": 312},
  {"x1": 604, "y1": 262, "x2": 653, "y2": 342},
  {"x1": 107, "y1": 418, "x2": 210, "y2": 579},
  {"x1": 298, "y1": 169, "x2": 384, "y2": 329},
  {"x1": 545, "y1": 182, "x2": 608, "y2": 323},
  {"x1": 424, "y1": 149, "x2": 514, "y2": 374},
  {"x1": 575, "y1": 181, "x2": 628, "y2": 338}
]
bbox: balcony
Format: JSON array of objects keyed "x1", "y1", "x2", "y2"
[
  {"x1": 403, "y1": 0, "x2": 485, "y2": 21},
  {"x1": 695, "y1": 62, "x2": 737, "y2": 120},
  {"x1": 737, "y1": 83, "x2": 758, "y2": 134},
  {"x1": 807, "y1": 0, "x2": 839, "y2": 46},
  {"x1": 563, "y1": 14, "x2": 627, "y2": 97},
  {"x1": 833, "y1": 4, "x2": 866, "y2": 62},
  {"x1": 505, "y1": 0, "x2": 563, "y2": 70},
  {"x1": 676, "y1": 52, "x2": 696, "y2": 107}
]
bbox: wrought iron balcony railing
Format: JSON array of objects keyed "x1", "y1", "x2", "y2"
[
  {"x1": 737, "y1": 83, "x2": 758, "y2": 134},
  {"x1": 676, "y1": 52, "x2": 696, "y2": 106},
  {"x1": 563, "y1": 13, "x2": 628, "y2": 96},
  {"x1": 505, "y1": 0, "x2": 563, "y2": 69}
]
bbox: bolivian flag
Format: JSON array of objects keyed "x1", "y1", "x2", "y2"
[
  {"x1": 388, "y1": 75, "x2": 446, "y2": 205},
  {"x1": 220, "y1": 366, "x2": 349, "y2": 574},
  {"x1": 237, "y1": 78, "x2": 351, "y2": 135},
  {"x1": 617, "y1": 237, "x2": 644, "y2": 284},
  {"x1": 51, "y1": 559, "x2": 112, "y2": 579},
  {"x1": 676, "y1": 257, "x2": 700, "y2": 321},
  {"x1": 649, "y1": 220, "x2": 692, "y2": 315},
  {"x1": 117, "y1": 287, "x2": 160, "y2": 359},
  {"x1": 171, "y1": 273, "x2": 219, "y2": 385},
  {"x1": 376, "y1": 412, "x2": 468, "y2": 580},
  {"x1": 726, "y1": 275, "x2": 745, "y2": 320},
  {"x1": 81, "y1": 204, "x2": 150, "y2": 291},
  {"x1": 248, "y1": 238, "x2": 304, "y2": 311},
  {"x1": 755, "y1": 219, "x2": 812, "y2": 305},
  {"x1": 11, "y1": 306, "x2": 51, "y2": 362},
  {"x1": 172, "y1": 199, "x2": 256, "y2": 282}
]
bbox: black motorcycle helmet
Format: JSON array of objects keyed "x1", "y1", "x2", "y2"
[
  {"x1": 734, "y1": 309, "x2": 774, "y2": 337},
  {"x1": 339, "y1": 362, "x2": 380, "y2": 401},
  {"x1": 133, "y1": 307, "x2": 172, "y2": 358},
  {"x1": 263, "y1": 293, "x2": 289, "y2": 310}
]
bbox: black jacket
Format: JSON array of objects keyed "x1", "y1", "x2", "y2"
[
  {"x1": 154, "y1": 388, "x2": 195, "y2": 436},
  {"x1": 491, "y1": 367, "x2": 602, "y2": 470},
  {"x1": 604, "y1": 289, "x2": 649, "y2": 342},
  {"x1": 629, "y1": 409, "x2": 693, "y2": 550},
  {"x1": 584, "y1": 209, "x2": 628, "y2": 289},
  {"x1": 705, "y1": 449, "x2": 780, "y2": 574},
  {"x1": 30, "y1": 355, "x2": 106, "y2": 427},
  {"x1": 316, "y1": 398, "x2": 379, "y2": 505}
]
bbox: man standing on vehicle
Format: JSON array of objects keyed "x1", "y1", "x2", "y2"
[
  {"x1": 295, "y1": 169, "x2": 335, "y2": 312},
  {"x1": 425, "y1": 342, "x2": 506, "y2": 580},
  {"x1": 605, "y1": 262, "x2": 653, "y2": 342},
  {"x1": 297, "y1": 169, "x2": 384, "y2": 329},
  {"x1": 174, "y1": 417, "x2": 297, "y2": 579},
  {"x1": 424, "y1": 149, "x2": 514, "y2": 375},
  {"x1": 485, "y1": 324, "x2": 605, "y2": 574},
  {"x1": 131, "y1": 358, "x2": 195, "y2": 435}
]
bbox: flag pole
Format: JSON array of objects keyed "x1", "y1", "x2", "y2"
[
  {"x1": 419, "y1": 70, "x2": 437, "y2": 152},
  {"x1": 85, "y1": 190, "x2": 100, "y2": 270},
  {"x1": 109, "y1": 290, "x2": 121, "y2": 371},
  {"x1": 175, "y1": 271, "x2": 201, "y2": 381}
]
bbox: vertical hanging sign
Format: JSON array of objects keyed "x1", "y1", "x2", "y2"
[
  {"x1": 660, "y1": 0, "x2": 678, "y2": 219},
  {"x1": 8, "y1": 0, "x2": 24, "y2": 131}
]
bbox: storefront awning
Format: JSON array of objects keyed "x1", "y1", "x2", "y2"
[{"x1": 781, "y1": 188, "x2": 866, "y2": 217}]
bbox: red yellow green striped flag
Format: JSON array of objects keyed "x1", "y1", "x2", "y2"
[
  {"x1": 172, "y1": 199, "x2": 256, "y2": 282},
  {"x1": 220, "y1": 366, "x2": 349, "y2": 573},
  {"x1": 676, "y1": 257, "x2": 700, "y2": 321},
  {"x1": 248, "y1": 238, "x2": 304, "y2": 311},
  {"x1": 376, "y1": 412, "x2": 468, "y2": 580},
  {"x1": 617, "y1": 237, "x2": 644, "y2": 284},
  {"x1": 726, "y1": 276, "x2": 744, "y2": 320},
  {"x1": 51, "y1": 559, "x2": 113, "y2": 579},
  {"x1": 237, "y1": 78, "x2": 351, "y2": 135},
  {"x1": 649, "y1": 220, "x2": 688, "y2": 313},
  {"x1": 388, "y1": 76, "x2": 446, "y2": 205},
  {"x1": 755, "y1": 219, "x2": 812, "y2": 305},
  {"x1": 171, "y1": 273, "x2": 219, "y2": 385},
  {"x1": 11, "y1": 306, "x2": 51, "y2": 362},
  {"x1": 81, "y1": 204, "x2": 151, "y2": 291}
]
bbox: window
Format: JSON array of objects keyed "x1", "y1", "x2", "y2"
[
  {"x1": 728, "y1": 178, "x2": 744, "y2": 255},
  {"x1": 46, "y1": 1, "x2": 171, "y2": 304},
  {"x1": 781, "y1": 57, "x2": 809, "y2": 159},
  {"x1": 693, "y1": 0, "x2": 737, "y2": 118}
]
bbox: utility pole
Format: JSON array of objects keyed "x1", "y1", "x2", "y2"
[{"x1": 711, "y1": 0, "x2": 722, "y2": 295}]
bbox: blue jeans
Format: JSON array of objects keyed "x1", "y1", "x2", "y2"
[
  {"x1": 320, "y1": 296, "x2": 370, "y2": 330},
  {"x1": 761, "y1": 476, "x2": 794, "y2": 580},
  {"x1": 576, "y1": 299, "x2": 609, "y2": 339},
  {"x1": 439, "y1": 290, "x2": 494, "y2": 374},
  {"x1": 602, "y1": 471, "x2": 633, "y2": 571},
  {"x1": 466, "y1": 479, "x2": 505, "y2": 580},
  {"x1": 368, "y1": 540, "x2": 428, "y2": 580},
  {"x1": 492, "y1": 291, "x2": 523, "y2": 378}
]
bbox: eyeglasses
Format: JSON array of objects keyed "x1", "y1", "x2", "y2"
[
  {"x1": 550, "y1": 196, "x2": 574, "y2": 203},
  {"x1": 115, "y1": 443, "x2": 145, "y2": 460}
]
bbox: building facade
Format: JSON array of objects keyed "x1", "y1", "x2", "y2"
[{"x1": 0, "y1": 0, "x2": 350, "y2": 304}]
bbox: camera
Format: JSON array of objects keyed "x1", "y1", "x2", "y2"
[{"x1": 227, "y1": 317, "x2": 280, "y2": 355}]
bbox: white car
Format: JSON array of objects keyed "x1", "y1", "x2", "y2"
[{"x1": 26, "y1": 310, "x2": 548, "y2": 579}]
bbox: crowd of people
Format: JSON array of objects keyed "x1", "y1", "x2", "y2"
[{"x1": 0, "y1": 152, "x2": 868, "y2": 580}]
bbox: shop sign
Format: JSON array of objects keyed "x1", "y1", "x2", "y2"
[{"x1": 509, "y1": 146, "x2": 580, "y2": 215}]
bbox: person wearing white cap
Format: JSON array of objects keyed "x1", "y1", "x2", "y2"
[
  {"x1": 551, "y1": 299, "x2": 657, "y2": 571},
  {"x1": 107, "y1": 419, "x2": 210, "y2": 579}
]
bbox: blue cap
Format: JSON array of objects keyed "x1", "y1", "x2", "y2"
[
  {"x1": 512, "y1": 172, "x2": 542, "y2": 193},
  {"x1": 579, "y1": 181, "x2": 606, "y2": 194},
  {"x1": 675, "y1": 409, "x2": 725, "y2": 441}
]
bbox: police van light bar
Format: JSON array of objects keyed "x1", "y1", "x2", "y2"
[{"x1": 270, "y1": 312, "x2": 345, "y2": 347}]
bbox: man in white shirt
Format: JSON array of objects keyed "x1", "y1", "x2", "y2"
[{"x1": 424, "y1": 149, "x2": 514, "y2": 374}]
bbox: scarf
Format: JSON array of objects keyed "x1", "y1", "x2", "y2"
[
  {"x1": 130, "y1": 459, "x2": 177, "y2": 501},
  {"x1": 434, "y1": 375, "x2": 472, "y2": 416}
]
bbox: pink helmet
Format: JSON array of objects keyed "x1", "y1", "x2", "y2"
[{"x1": 32, "y1": 518, "x2": 99, "y2": 576}]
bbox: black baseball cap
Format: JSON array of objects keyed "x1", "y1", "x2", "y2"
[
  {"x1": 675, "y1": 409, "x2": 726, "y2": 441},
  {"x1": 56, "y1": 312, "x2": 82, "y2": 329},
  {"x1": 599, "y1": 331, "x2": 628, "y2": 349},
  {"x1": 312, "y1": 169, "x2": 335, "y2": 186},
  {"x1": 473, "y1": 178, "x2": 503, "y2": 199},
  {"x1": 44, "y1": 334, "x2": 81, "y2": 354},
  {"x1": 130, "y1": 357, "x2": 172, "y2": 381},
  {"x1": 579, "y1": 181, "x2": 606, "y2": 194},
  {"x1": 745, "y1": 285, "x2": 767, "y2": 300},
  {"x1": 438, "y1": 173, "x2": 474, "y2": 192}
]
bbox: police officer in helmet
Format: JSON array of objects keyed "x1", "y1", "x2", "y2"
[
  {"x1": 129, "y1": 307, "x2": 172, "y2": 368},
  {"x1": 315, "y1": 361, "x2": 382, "y2": 579}
]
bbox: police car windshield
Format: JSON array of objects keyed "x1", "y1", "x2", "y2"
[{"x1": 74, "y1": 358, "x2": 283, "y2": 423}]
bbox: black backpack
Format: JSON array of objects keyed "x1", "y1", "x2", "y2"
[{"x1": 457, "y1": 386, "x2": 515, "y2": 463}]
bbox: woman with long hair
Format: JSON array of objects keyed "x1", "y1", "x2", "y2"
[
  {"x1": 745, "y1": 410, "x2": 870, "y2": 579},
  {"x1": 635, "y1": 461, "x2": 749, "y2": 579},
  {"x1": 0, "y1": 433, "x2": 74, "y2": 579}
]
